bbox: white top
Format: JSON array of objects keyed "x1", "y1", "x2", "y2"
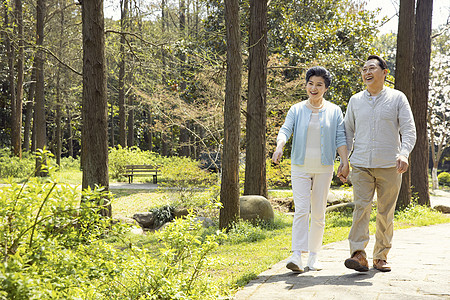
[
  {"x1": 344, "y1": 87, "x2": 416, "y2": 168},
  {"x1": 293, "y1": 113, "x2": 333, "y2": 174}
]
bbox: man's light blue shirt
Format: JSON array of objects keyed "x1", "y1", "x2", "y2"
[{"x1": 277, "y1": 100, "x2": 347, "y2": 166}]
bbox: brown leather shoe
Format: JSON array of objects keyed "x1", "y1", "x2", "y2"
[
  {"x1": 373, "y1": 259, "x2": 391, "y2": 272},
  {"x1": 344, "y1": 251, "x2": 369, "y2": 272}
]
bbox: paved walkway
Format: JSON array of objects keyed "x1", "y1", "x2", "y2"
[
  {"x1": 234, "y1": 223, "x2": 450, "y2": 299},
  {"x1": 109, "y1": 182, "x2": 158, "y2": 190}
]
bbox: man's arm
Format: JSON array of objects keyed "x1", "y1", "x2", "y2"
[
  {"x1": 397, "y1": 95, "x2": 416, "y2": 173},
  {"x1": 344, "y1": 99, "x2": 355, "y2": 157}
]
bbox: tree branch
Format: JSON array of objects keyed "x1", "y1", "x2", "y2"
[
  {"x1": 431, "y1": 24, "x2": 450, "y2": 39},
  {"x1": 35, "y1": 45, "x2": 82, "y2": 76},
  {"x1": 105, "y1": 29, "x2": 167, "y2": 47}
]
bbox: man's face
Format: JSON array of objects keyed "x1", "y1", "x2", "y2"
[{"x1": 360, "y1": 59, "x2": 387, "y2": 88}]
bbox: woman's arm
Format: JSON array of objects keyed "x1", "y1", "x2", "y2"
[{"x1": 272, "y1": 139, "x2": 286, "y2": 164}]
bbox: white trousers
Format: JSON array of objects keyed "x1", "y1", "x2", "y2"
[{"x1": 291, "y1": 168, "x2": 333, "y2": 253}]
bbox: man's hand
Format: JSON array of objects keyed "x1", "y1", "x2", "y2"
[{"x1": 396, "y1": 155, "x2": 409, "y2": 174}]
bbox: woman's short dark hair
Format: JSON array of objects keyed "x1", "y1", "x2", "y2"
[
  {"x1": 305, "y1": 66, "x2": 332, "y2": 88},
  {"x1": 367, "y1": 55, "x2": 388, "y2": 70}
]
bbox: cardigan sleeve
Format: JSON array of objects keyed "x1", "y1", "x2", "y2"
[
  {"x1": 277, "y1": 105, "x2": 296, "y2": 144},
  {"x1": 335, "y1": 108, "x2": 347, "y2": 148}
]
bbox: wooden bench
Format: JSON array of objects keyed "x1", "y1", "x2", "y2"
[{"x1": 123, "y1": 165, "x2": 160, "y2": 184}]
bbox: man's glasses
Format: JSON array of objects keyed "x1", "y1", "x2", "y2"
[{"x1": 361, "y1": 66, "x2": 379, "y2": 74}]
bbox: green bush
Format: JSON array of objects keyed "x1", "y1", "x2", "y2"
[
  {"x1": 0, "y1": 152, "x2": 227, "y2": 299},
  {"x1": 438, "y1": 171, "x2": 450, "y2": 186},
  {"x1": 151, "y1": 204, "x2": 175, "y2": 228},
  {"x1": 0, "y1": 152, "x2": 124, "y2": 299},
  {"x1": 266, "y1": 158, "x2": 291, "y2": 188},
  {"x1": 160, "y1": 156, "x2": 218, "y2": 189},
  {"x1": 97, "y1": 215, "x2": 226, "y2": 299},
  {"x1": 0, "y1": 176, "x2": 115, "y2": 261},
  {"x1": 224, "y1": 220, "x2": 267, "y2": 244},
  {"x1": 109, "y1": 146, "x2": 163, "y2": 179},
  {"x1": 59, "y1": 156, "x2": 80, "y2": 170},
  {"x1": 0, "y1": 148, "x2": 35, "y2": 178}
]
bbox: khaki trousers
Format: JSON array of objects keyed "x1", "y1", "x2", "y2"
[{"x1": 348, "y1": 166, "x2": 402, "y2": 260}]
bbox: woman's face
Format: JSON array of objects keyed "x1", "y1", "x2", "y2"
[{"x1": 306, "y1": 75, "x2": 328, "y2": 101}]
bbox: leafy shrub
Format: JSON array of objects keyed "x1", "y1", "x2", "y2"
[
  {"x1": 0, "y1": 148, "x2": 35, "y2": 178},
  {"x1": 59, "y1": 156, "x2": 80, "y2": 170},
  {"x1": 0, "y1": 152, "x2": 125, "y2": 299},
  {"x1": 159, "y1": 156, "x2": 218, "y2": 189},
  {"x1": 0, "y1": 177, "x2": 115, "y2": 261},
  {"x1": 151, "y1": 205, "x2": 175, "y2": 227},
  {"x1": 92, "y1": 215, "x2": 226, "y2": 299},
  {"x1": 0, "y1": 151, "x2": 227, "y2": 299},
  {"x1": 109, "y1": 145, "x2": 163, "y2": 179},
  {"x1": 438, "y1": 171, "x2": 450, "y2": 186},
  {"x1": 266, "y1": 158, "x2": 291, "y2": 188},
  {"x1": 223, "y1": 220, "x2": 267, "y2": 244}
]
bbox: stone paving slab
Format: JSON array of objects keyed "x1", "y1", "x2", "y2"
[{"x1": 234, "y1": 223, "x2": 450, "y2": 300}]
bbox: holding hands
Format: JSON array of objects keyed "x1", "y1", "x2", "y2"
[{"x1": 337, "y1": 161, "x2": 350, "y2": 183}]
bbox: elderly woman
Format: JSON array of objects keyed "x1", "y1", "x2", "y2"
[{"x1": 272, "y1": 66, "x2": 349, "y2": 272}]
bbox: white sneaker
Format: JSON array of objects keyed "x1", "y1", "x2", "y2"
[
  {"x1": 307, "y1": 253, "x2": 322, "y2": 271},
  {"x1": 286, "y1": 253, "x2": 304, "y2": 272}
]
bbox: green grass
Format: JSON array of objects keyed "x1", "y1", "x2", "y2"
[
  {"x1": 54, "y1": 169, "x2": 83, "y2": 184},
  {"x1": 268, "y1": 189, "x2": 293, "y2": 198},
  {"x1": 111, "y1": 190, "x2": 172, "y2": 219},
  {"x1": 2, "y1": 164, "x2": 450, "y2": 297},
  {"x1": 109, "y1": 189, "x2": 450, "y2": 295}
]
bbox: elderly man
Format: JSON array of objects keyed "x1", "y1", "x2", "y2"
[{"x1": 342, "y1": 55, "x2": 416, "y2": 272}]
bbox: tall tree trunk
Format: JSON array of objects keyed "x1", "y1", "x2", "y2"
[
  {"x1": 66, "y1": 106, "x2": 73, "y2": 157},
  {"x1": 35, "y1": 0, "x2": 47, "y2": 176},
  {"x1": 411, "y1": 0, "x2": 433, "y2": 206},
  {"x1": 23, "y1": 67, "x2": 36, "y2": 152},
  {"x1": 220, "y1": 0, "x2": 242, "y2": 230},
  {"x1": 195, "y1": 0, "x2": 199, "y2": 38},
  {"x1": 429, "y1": 127, "x2": 445, "y2": 190},
  {"x1": 56, "y1": 78, "x2": 62, "y2": 165},
  {"x1": 394, "y1": 0, "x2": 415, "y2": 210},
  {"x1": 178, "y1": 0, "x2": 190, "y2": 157},
  {"x1": 55, "y1": 0, "x2": 65, "y2": 166},
  {"x1": 161, "y1": 131, "x2": 168, "y2": 156},
  {"x1": 118, "y1": 0, "x2": 128, "y2": 147},
  {"x1": 110, "y1": 101, "x2": 115, "y2": 147},
  {"x1": 127, "y1": 94, "x2": 134, "y2": 146},
  {"x1": 190, "y1": 123, "x2": 197, "y2": 159},
  {"x1": 13, "y1": 0, "x2": 24, "y2": 158},
  {"x1": 127, "y1": 6, "x2": 135, "y2": 147},
  {"x1": 81, "y1": 0, "x2": 110, "y2": 216},
  {"x1": 4, "y1": 0, "x2": 17, "y2": 156},
  {"x1": 244, "y1": 0, "x2": 268, "y2": 198},
  {"x1": 146, "y1": 109, "x2": 153, "y2": 151},
  {"x1": 31, "y1": 106, "x2": 36, "y2": 153},
  {"x1": 431, "y1": 164, "x2": 438, "y2": 190},
  {"x1": 160, "y1": 0, "x2": 168, "y2": 156}
]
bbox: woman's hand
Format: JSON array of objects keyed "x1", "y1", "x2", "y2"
[
  {"x1": 272, "y1": 140, "x2": 286, "y2": 164},
  {"x1": 272, "y1": 148, "x2": 283, "y2": 164}
]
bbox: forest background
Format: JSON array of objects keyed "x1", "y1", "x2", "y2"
[
  {"x1": 1, "y1": 0, "x2": 450, "y2": 298},
  {"x1": 0, "y1": 0, "x2": 449, "y2": 215}
]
